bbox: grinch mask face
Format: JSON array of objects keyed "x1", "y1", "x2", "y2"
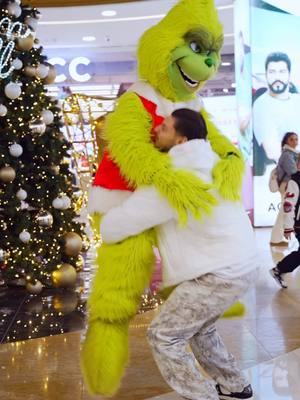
[{"x1": 168, "y1": 29, "x2": 222, "y2": 99}]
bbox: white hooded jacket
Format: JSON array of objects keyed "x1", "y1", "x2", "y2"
[{"x1": 100, "y1": 140, "x2": 258, "y2": 288}]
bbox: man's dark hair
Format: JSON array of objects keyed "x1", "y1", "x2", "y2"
[
  {"x1": 265, "y1": 52, "x2": 291, "y2": 72},
  {"x1": 171, "y1": 108, "x2": 207, "y2": 141}
]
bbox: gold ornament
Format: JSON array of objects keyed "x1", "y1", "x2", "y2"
[
  {"x1": 75, "y1": 254, "x2": 85, "y2": 271},
  {"x1": 52, "y1": 291, "x2": 78, "y2": 314},
  {"x1": 0, "y1": 166, "x2": 16, "y2": 183},
  {"x1": 44, "y1": 65, "x2": 57, "y2": 85},
  {"x1": 63, "y1": 232, "x2": 83, "y2": 257},
  {"x1": 16, "y1": 35, "x2": 34, "y2": 51},
  {"x1": 36, "y1": 210, "x2": 54, "y2": 227},
  {"x1": 23, "y1": 66, "x2": 36, "y2": 77},
  {"x1": 52, "y1": 263, "x2": 77, "y2": 288},
  {"x1": 26, "y1": 280, "x2": 43, "y2": 294}
]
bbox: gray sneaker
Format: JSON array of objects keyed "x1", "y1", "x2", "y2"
[
  {"x1": 216, "y1": 384, "x2": 253, "y2": 399},
  {"x1": 270, "y1": 267, "x2": 288, "y2": 289}
]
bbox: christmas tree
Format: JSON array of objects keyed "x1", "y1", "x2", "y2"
[{"x1": 0, "y1": 0, "x2": 86, "y2": 293}]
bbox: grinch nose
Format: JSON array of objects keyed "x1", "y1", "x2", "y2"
[{"x1": 205, "y1": 57, "x2": 214, "y2": 67}]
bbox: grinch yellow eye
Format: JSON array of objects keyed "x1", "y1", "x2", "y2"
[{"x1": 190, "y1": 41, "x2": 201, "y2": 53}]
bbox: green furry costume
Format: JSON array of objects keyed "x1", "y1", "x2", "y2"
[{"x1": 81, "y1": 0, "x2": 245, "y2": 396}]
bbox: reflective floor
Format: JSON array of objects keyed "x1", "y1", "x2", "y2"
[{"x1": 1, "y1": 228, "x2": 300, "y2": 399}]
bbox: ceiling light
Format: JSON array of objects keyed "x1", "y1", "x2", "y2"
[
  {"x1": 221, "y1": 62, "x2": 231, "y2": 66},
  {"x1": 82, "y1": 36, "x2": 96, "y2": 42},
  {"x1": 223, "y1": 88, "x2": 229, "y2": 93},
  {"x1": 101, "y1": 10, "x2": 117, "y2": 17},
  {"x1": 231, "y1": 82, "x2": 236, "y2": 88}
]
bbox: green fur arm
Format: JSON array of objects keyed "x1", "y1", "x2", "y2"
[
  {"x1": 106, "y1": 92, "x2": 217, "y2": 222},
  {"x1": 202, "y1": 109, "x2": 245, "y2": 201}
]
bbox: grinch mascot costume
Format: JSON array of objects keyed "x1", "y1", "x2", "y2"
[{"x1": 81, "y1": 0, "x2": 245, "y2": 396}]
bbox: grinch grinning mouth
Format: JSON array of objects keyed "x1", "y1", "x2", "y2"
[{"x1": 177, "y1": 64, "x2": 199, "y2": 87}]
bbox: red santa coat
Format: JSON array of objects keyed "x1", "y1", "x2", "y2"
[{"x1": 88, "y1": 81, "x2": 203, "y2": 214}]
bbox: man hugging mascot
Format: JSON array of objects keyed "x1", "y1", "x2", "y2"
[{"x1": 81, "y1": 0, "x2": 245, "y2": 396}]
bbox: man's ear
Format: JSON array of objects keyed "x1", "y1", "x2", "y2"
[{"x1": 177, "y1": 136, "x2": 188, "y2": 144}]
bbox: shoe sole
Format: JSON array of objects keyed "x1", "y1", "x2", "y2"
[
  {"x1": 269, "y1": 270, "x2": 288, "y2": 289},
  {"x1": 218, "y1": 396, "x2": 254, "y2": 400}
]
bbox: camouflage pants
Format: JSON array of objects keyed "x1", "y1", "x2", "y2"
[{"x1": 147, "y1": 270, "x2": 257, "y2": 400}]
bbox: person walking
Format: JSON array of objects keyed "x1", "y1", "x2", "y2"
[
  {"x1": 270, "y1": 132, "x2": 298, "y2": 246},
  {"x1": 271, "y1": 153, "x2": 300, "y2": 288}
]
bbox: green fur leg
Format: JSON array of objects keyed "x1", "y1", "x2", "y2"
[
  {"x1": 81, "y1": 319, "x2": 129, "y2": 396},
  {"x1": 88, "y1": 229, "x2": 156, "y2": 323},
  {"x1": 222, "y1": 301, "x2": 245, "y2": 318}
]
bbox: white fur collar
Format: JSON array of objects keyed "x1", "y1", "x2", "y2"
[
  {"x1": 283, "y1": 144, "x2": 299, "y2": 153},
  {"x1": 128, "y1": 81, "x2": 203, "y2": 117}
]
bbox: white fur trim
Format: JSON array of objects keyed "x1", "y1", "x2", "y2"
[
  {"x1": 128, "y1": 81, "x2": 203, "y2": 117},
  {"x1": 88, "y1": 186, "x2": 132, "y2": 214}
]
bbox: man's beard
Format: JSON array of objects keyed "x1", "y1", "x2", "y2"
[{"x1": 269, "y1": 80, "x2": 289, "y2": 94}]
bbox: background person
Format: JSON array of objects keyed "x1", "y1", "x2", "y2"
[
  {"x1": 270, "y1": 132, "x2": 298, "y2": 246},
  {"x1": 270, "y1": 153, "x2": 300, "y2": 288}
]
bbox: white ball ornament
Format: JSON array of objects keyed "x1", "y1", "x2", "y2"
[
  {"x1": 41, "y1": 109, "x2": 54, "y2": 125},
  {"x1": 0, "y1": 105, "x2": 7, "y2": 117},
  {"x1": 7, "y1": 3, "x2": 22, "y2": 18},
  {"x1": 5, "y1": 82, "x2": 21, "y2": 100},
  {"x1": 52, "y1": 197, "x2": 64, "y2": 209},
  {"x1": 9, "y1": 143, "x2": 23, "y2": 158},
  {"x1": 19, "y1": 230, "x2": 31, "y2": 243},
  {"x1": 36, "y1": 64, "x2": 49, "y2": 79},
  {"x1": 16, "y1": 189, "x2": 27, "y2": 201},
  {"x1": 12, "y1": 58, "x2": 23, "y2": 70},
  {"x1": 61, "y1": 196, "x2": 71, "y2": 210}
]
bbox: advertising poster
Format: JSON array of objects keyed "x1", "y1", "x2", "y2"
[
  {"x1": 251, "y1": 1, "x2": 300, "y2": 226},
  {"x1": 234, "y1": 0, "x2": 253, "y2": 219}
]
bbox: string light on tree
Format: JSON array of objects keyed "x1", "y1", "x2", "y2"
[{"x1": 0, "y1": 16, "x2": 31, "y2": 78}]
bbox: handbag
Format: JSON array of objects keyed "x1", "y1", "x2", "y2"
[
  {"x1": 269, "y1": 167, "x2": 279, "y2": 192},
  {"x1": 269, "y1": 167, "x2": 286, "y2": 193}
]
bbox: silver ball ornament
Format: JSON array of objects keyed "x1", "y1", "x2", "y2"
[
  {"x1": 5, "y1": 82, "x2": 21, "y2": 100},
  {"x1": 41, "y1": 110, "x2": 54, "y2": 125},
  {"x1": 16, "y1": 189, "x2": 27, "y2": 200},
  {"x1": 19, "y1": 230, "x2": 31, "y2": 243},
  {"x1": 36, "y1": 210, "x2": 53, "y2": 227},
  {"x1": 9, "y1": 143, "x2": 23, "y2": 158},
  {"x1": 0, "y1": 105, "x2": 7, "y2": 117},
  {"x1": 36, "y1": 64, "x2": 49, "y2": 79},
  {"x1": 7, "y1": 3, "x2": 22, "y2": 18},
  {"x1": 52, "y1": 197, "x2": 64, "y2": 209},
  {"x1": 12, "y1": 58, "x2": 23, "y2": 70}
]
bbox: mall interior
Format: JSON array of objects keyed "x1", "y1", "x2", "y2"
[{"x1": 1, "y1": 0, "x2": 300, "y2": 399}]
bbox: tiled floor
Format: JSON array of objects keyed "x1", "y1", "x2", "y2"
[{"x1": 1, "y1": 228, "x2": 300, "y2": 399}]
